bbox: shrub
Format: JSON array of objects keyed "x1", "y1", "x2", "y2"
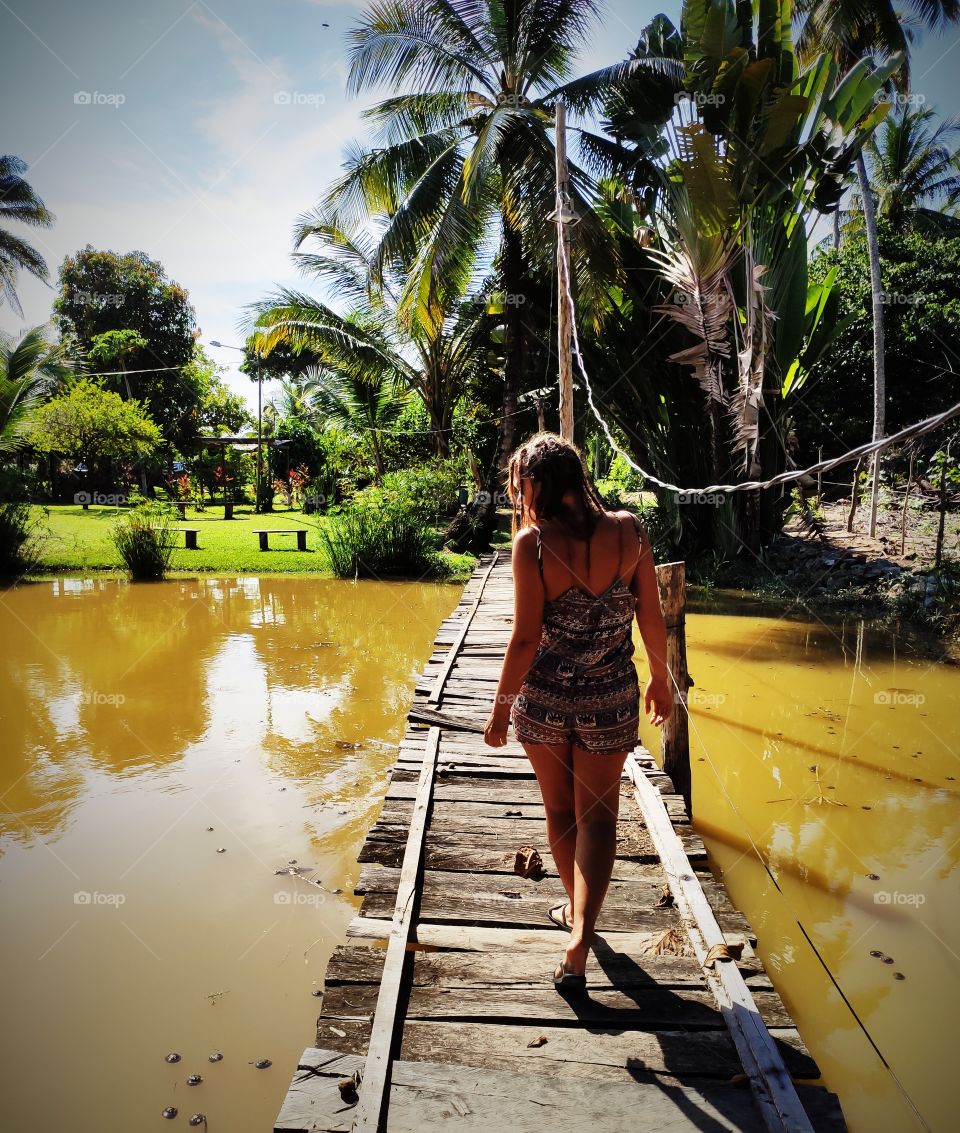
[
  {"x1": 363, "y1": 460, "x2": 466, "y2": 523},
  {"x1": 0, "y1": 502, "x2": 43, "y2": 577},
  {"x1": 112, "y1": 508, "x2": 176, "y2": 580},
  {"x1": 318, "y1": 506, "x2": 449, "y2": 579}
]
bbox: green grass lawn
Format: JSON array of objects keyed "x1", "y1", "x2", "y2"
[{"x1": 27, "y1": 503, "x2": 476, "y2": 579}]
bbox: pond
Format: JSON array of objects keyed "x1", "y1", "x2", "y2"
[
  {"x1": 677, "y1": 592, "x2": 959, "y2": 1133},
  {"x1": 0, "y1": 575, "x2": 461, "y2": 1132},
  {"x1": 1, "y1": 577, "x2": 956, "y2": 1131}
]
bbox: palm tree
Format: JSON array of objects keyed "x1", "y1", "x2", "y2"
[
  {"x1": 0, "y1": 155, "x2": 55, "y2": 317},
  {"x1": 247, "y1": 209, "x2": 488, "y2": 459},
  {"x1": 325, "y1": 0, "x2": 640, "y2": 475},
  {"x1": 300, "y1": 365, "x2": 408, "y2": 481},
  {"x1": 580, "y1": 3, "x2": 900, "y2": 549},
  {"x1": 0, "y1": 325, "x2": 76, "y2": 455},
  {"x1": 795, "y1": 0, "x2": 960, "y2": 536},
  {"x1": 864, "y1": 103, "x2": 960, "y2": 230}
]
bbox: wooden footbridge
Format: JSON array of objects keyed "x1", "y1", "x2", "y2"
[{"x1": 274, "y1": 551, "x2": 846, "y2": 1132}]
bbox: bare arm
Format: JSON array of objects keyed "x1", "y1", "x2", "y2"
[
  {"x1": 484, "y1": 526, "x2": 544, "y2": 746},
  {"x1": 625, "y1": 512, "x2": 672, "y2": 726}
]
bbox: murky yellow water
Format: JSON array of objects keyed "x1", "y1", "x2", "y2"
[
  {"x1": 654, "y1": 595, "x2": 960, "y2": 1133},
  {"x1": 2, "y1": 578, "x2": 957, "y2": 1131},
  {"x1": 0, "y1": 575, "x2": 460, "y2": 1133}
]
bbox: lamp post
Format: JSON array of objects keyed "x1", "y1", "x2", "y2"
[{"x1": 210, "y1": 340, "x2": 263, "y2": 513}]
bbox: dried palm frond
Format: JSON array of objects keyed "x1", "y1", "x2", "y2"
[{"x1": 642, "y1": 926, "x2": 691, "y2": 956}]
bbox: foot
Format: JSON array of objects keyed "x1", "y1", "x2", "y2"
[{"x1": 558, "y1": 936, "x2": 590, "y2": 979}]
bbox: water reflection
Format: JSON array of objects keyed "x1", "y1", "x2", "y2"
[
  {"x1": 2, "y1": 576, "x2": 957, "y2": 1132},
  {"x1": 658, "y1": 601, "x2": 960, "y2": 1132},
  {"x1": 0, "y1": 574, "x2": 460, "y2": 1132}
]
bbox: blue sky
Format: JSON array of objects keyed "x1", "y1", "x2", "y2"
[{"x1": 3, "y1": 0, "x2": 960, "y2": 410}]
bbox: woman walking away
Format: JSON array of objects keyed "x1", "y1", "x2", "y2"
[{"x1": 483, "y1": 432, "x2": 672, "y2": 990}]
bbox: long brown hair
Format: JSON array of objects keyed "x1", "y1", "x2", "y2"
[{"x1": 506, "y1": 432, "x2": 608, "y2": 542}]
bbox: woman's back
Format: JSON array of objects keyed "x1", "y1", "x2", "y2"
[
  {"x1": 536, "y1": 509, "x2": 640, "y2": 602},
  {"x1": 531, "y1": 511, "x2": 639, "y2": 672}
]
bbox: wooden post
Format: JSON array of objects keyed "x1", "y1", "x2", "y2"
[
  {"x1": 846, "y1": 457, "x2": 864, "y2": 533},
  {"x1": 554, "y1": 102, "x2": 574, "y2": 442},
  {"x1": 900, "y1": 452, "x2": 914, "y2": 556},
  {"x1": 655, "y1": 561, "x2": 692, "y2": 817},
  {"x1": 935, "y1": 439, "x2": 952, "y2": 569}
]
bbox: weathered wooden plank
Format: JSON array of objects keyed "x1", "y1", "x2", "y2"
[
  {"x1": 377, "y1": 794, "x2": 691, "y2": 827},
  {"x1": 427, "y1": 552, "x2": 500, "y2": 703},
  {"x1": 323, "y1": 941, "x2": 770, "y2": 989},
  {"x1": 349, "y1": 725, "x2": 440, "y2": 1133},
  {"x1": 357, "y1": 831, "x2": 709, "y2": 874},
  {"x1": 277, "y1": 1047, "x2": 775, "y2": 1133},
  {"x1": 359, "y1": 811, "x2": 709, "y2": 864},
  {"x1": 316, "y1": 1018, "x2": 817, "y2": 1082},
  {"x1": 356, "y1": 886, "x2": 752, "y2": 940},
  {"x1": 626, "y1": 752, "x2": 824, "y2": 1133},
  {"x1": 354, "y1": 863, "x2": 745, "y2": 925},
  {"x1": 343, "y1": 919, "x2": 757, "y2": 959},
  {"x1": 319, "y1": 979, "x2": 795, "y2": 1030},
  {"x1": 387, "y1": 778, "x2": 690, "y2": 819}
]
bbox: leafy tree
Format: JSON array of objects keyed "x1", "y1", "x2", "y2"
[
  {"x1": 0, "y1": 155, "x2": 54, "y2": 316},
  {"x1": 794, "y1": 221, "x2": 960, "y2": 462},
  {"x1": 575, "y1": 3, "x2": 899, "y2": 550},
  {"x1": 54, "y1": 247, "x2": 201, "y2": 450},
  {"x1": 300, "y1": 366, "x2": 409, "y2": 481},
  {"x1": 239, "y1": 340, "x2": 321, "y2": 384},
  {"x1": 270, "y1": 416, "x2": 326, "y2": 478},
  {"x1": 796, "y1": 0, "x2": 960, "y2": 533},
  {"x1": 25, "y1": 377, "x2": 162, "y2": 491},
  {"x1": 88, "y1": 330, "x2": 149, "y2": 398},
  {"x1": 196, "y1": 369, "x2": 253, "y2": 436}
]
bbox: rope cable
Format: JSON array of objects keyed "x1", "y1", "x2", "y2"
[{"x1": 555, "y1": 221, "x2": 960, "y2": 497}]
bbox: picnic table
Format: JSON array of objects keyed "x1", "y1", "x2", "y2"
[{"x1": 253, "y1": 528, "x2": 308, "y2": 551}]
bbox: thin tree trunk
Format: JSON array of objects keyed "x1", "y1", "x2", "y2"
[
  {"x1": 856, "y1": 152, "x2": 885, "y2": 539},
  {"x1": 900, "y1": 453, "x2": 914, "y2": 556},
  {"x1": 832, "y1": 209, "x2": 840, "y2": 249},
  {"x1": 428, "y1": 394, "x2": 451, "y2": 459},
  {"x1": 847, "y1": 456, "x2": 864, "y2": 532},
  {"x1": 935, "y1": 440, "x2": 952, "y2": 569},
  {"x1": 498, "y1": 217, "x2": 525, "y2": 474},
  {"x1": 370, "y1": 430, "x2": 384, "y2": 482}
]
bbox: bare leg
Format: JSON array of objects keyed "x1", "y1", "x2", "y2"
[
  {"x1": 522, "y1": 741, "x2": 576, "y2": 912},
  {"x1": 563, "y1": 746, "x2": 628, "y2": 976}
]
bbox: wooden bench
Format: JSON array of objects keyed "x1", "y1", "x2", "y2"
[
  {"x1": 161, "y1": 527, "x2": 200, "y2": 549},
  {"x1": 252, "y1": 528, "x2": 308, "y2": 551}
]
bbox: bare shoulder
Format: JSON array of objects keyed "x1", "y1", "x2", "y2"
[
  {"x1": 512, "y1": 525, "x2": 539, "y2": 562},
  {"x1": 616, "y1": 510, "x2": 651, "y2": 559},
  {"x1": 614, "y1": 508, "x2": 645, "y2": 534}
]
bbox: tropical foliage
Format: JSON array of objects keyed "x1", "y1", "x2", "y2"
[
  {"x1": 0, "y1": 155, "x2": 54, "y2": 317},
  {"x1": 1, "y1": 326, "x2": 78, "y2": 457}
]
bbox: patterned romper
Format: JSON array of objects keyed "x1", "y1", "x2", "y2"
[{"x1": 509, "y1": 514, "x2": 641, "y2": 754}]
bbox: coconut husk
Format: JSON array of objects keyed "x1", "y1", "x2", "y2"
[{"x1": 513, "y1": 846, "x2": 544, "y2": 878}]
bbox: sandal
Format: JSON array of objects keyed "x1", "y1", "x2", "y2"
[
  {"x1": 553, "y1": 955, "x2": 587, "y2": 990},
  {"x1": 547, "y1": 901, "x2": 573, "y2": 931}
]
